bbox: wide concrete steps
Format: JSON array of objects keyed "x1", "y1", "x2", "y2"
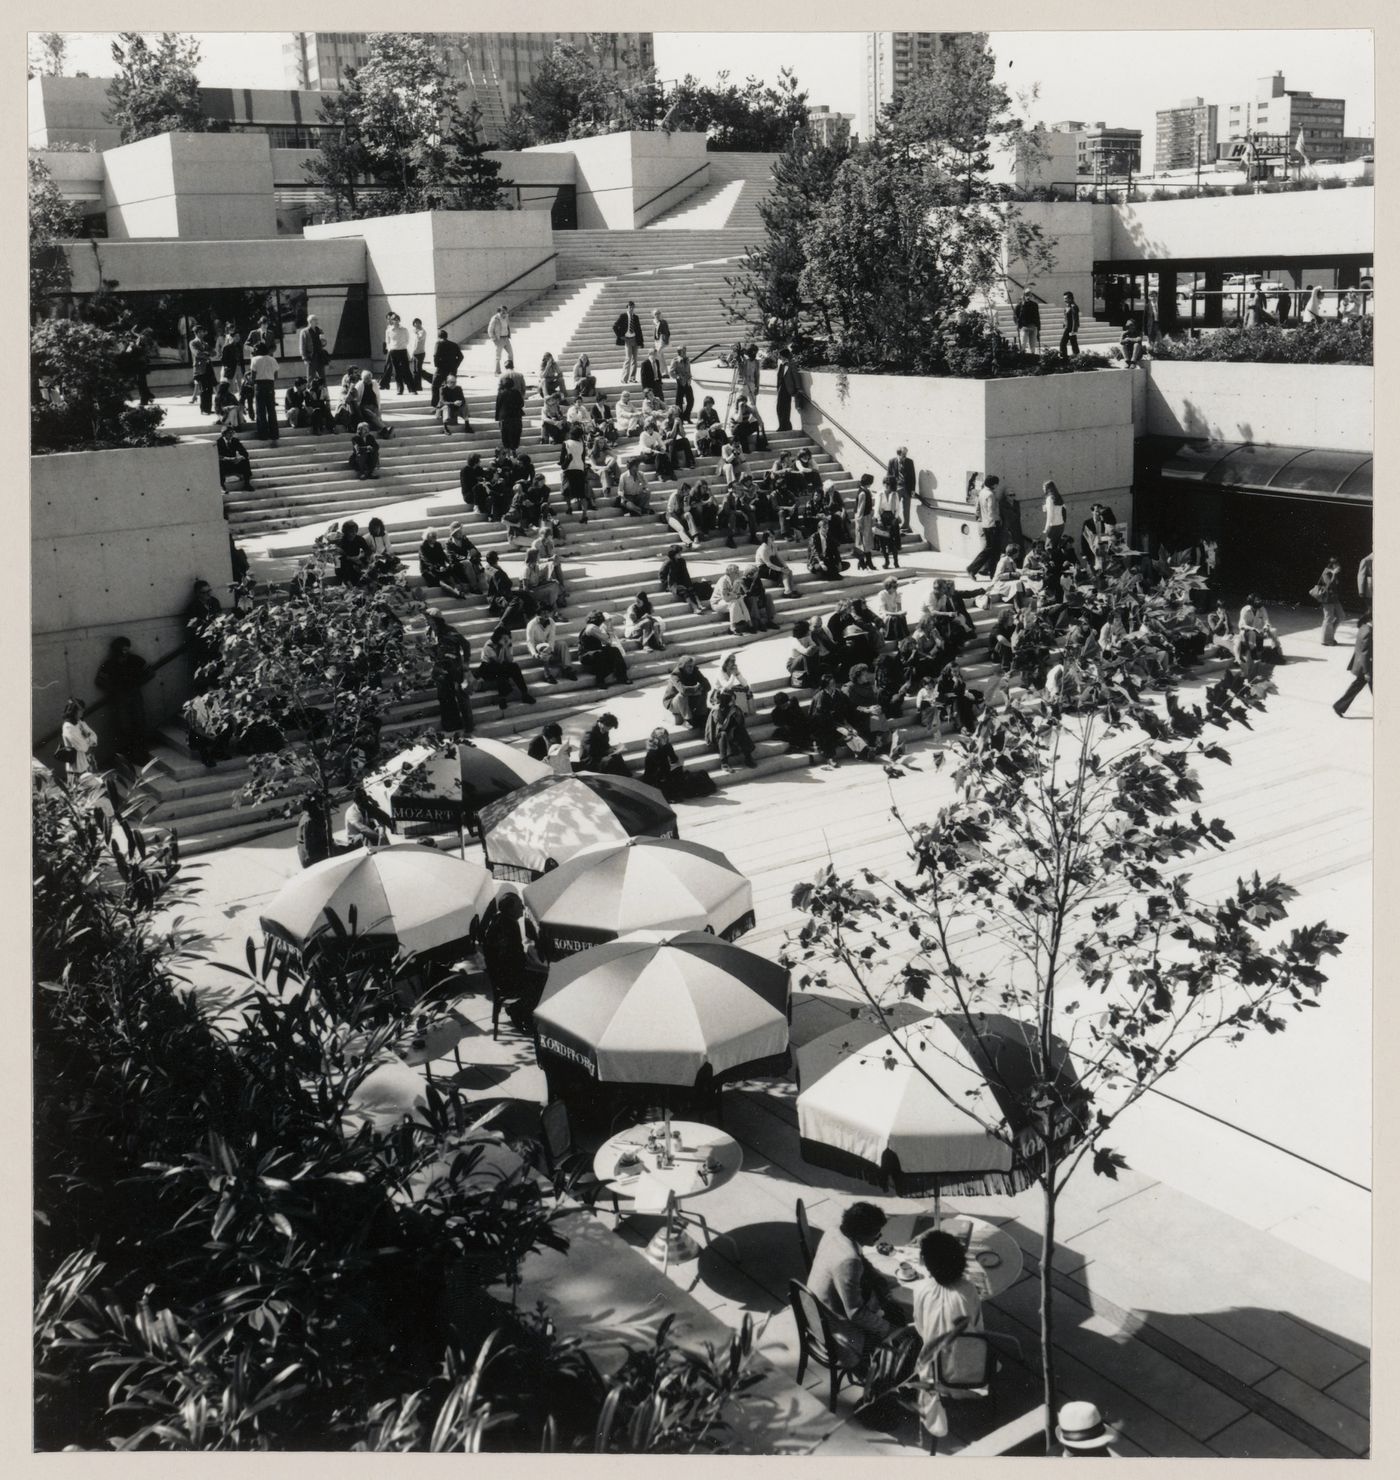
[
  {"x1": 456, "y1": 279, "x2": 608, "y2": 379},
  {"x1": 644, "y1": 178, "x2": 771, "y2": 233},
  {"x1": 989, "y1": 304, "x2": 1121, "y2": 347},
  {"x1": 141, "y1": 564, "x2": 956, "y2": 852},
  {"x1": 553, "y1": 229, "x2": 755, "y2": 280}
]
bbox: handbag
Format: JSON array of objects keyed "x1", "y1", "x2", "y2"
[
  {"x1": 53, "y1": 743, "x2": 76, "y2": 765},
  {"x1": 1308, "y1": 582, "x2": 1327, "y2": 602}
]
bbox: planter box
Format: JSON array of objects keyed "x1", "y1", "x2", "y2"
[
  {"x1": 797, "y1": 369, "x2": 1135, "y2": 558},
  {"x1": 32, "y1": 440, "x2": 229, "y2": 745}
]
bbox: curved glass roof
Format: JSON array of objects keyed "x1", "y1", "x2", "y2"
[{"x1": 1141, "y1": 437, "x2": 1372, "y2": 503}]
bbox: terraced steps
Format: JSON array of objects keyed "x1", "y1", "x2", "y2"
[
  {"x1": 988, "y1": 303, "x2": 1121, "y2": 349},
  {"x1": 645, "y1": 152, "x2": 776, "y2": 232}
]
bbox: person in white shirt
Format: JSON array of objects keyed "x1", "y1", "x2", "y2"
[
  {"x1": 524, "y1": 612, "x2": 575, "y2": 683},
  {"x1": 911, "y1": 1229, "x2": 986, "y2": 1452},
  {"x1": 249, "y1": 345, "x2": 280, "y2": 443},
  {"x1": 617, "y1": 459, "x2": 651, "y2": 517},
  {"x1": 966, "y1": 475, "x2": 1003, "y2": 578},
  {"x1": 383, "y1": 313, "x2": 412, "y2": 395},
  {"x1": 1041, "y1": 479, "x2": 1067, "y2": 546},
  {"x1": 487, "y1": 305, "x2": 513, "y2": 373},
  {"x1": 755, "y1": 530, "x2": 798, "y2": 596},
  {"x1": 409, "y1": 318, "x2": 427, "y2": 392},
  {"x1": 59, "y1": 698, "x2": 99, "y2": 778}
]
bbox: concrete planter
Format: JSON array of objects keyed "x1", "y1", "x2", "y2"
[
  {"x1": 32, "y1": 440, "x2": 229, "y2": 745},
  {"x1": 797, "y1": 369, "x2": 1135, "y2": 560}
]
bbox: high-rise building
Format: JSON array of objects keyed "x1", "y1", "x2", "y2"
[
  {"x1": 1223, "y1": 72, "x2": 1346, "y2": 158},
  {"x1": 1155, "y1": 97, "x2": 1219, "y2": 172},
  {"x1": 1049, "y1": 120, "x2": 1143, "y2": 178},
  {"x1": 858, "y1": 32, "x2": 987, "y2": 140},
  {"x1": 282, "y1": 32, "x2": 655, "y2": 142}
]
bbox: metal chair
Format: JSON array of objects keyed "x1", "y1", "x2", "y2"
[
  {"x1": 538, "y1": 1100, "x2": 620, "y2": 1215},
  {"x1": 920, "y1": 1328, "x2": 1024, "y2": 1452},
  {"x1": 788, "y1": 1279, "x2": 869, "y2": 1413},
  {"x1": 794, "y1": 1197, "x2": 816, "y2": 1273}
]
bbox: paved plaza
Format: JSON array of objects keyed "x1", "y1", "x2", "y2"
[{"x1": 166, "y1": 596, "x2": 1371, "y2": 1458}]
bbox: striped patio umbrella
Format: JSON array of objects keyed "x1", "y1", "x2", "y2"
[
  {"x1": 477, "y1": 774, "x2": 678, "y2": 882},
  {"x1": 796, "y1": 1005, "x2": 1086, "y2": 1199},
  {"x1": 365, "y1": 738, "x2": 550, "y2": 827},
  {"x1": 522, "y1": 837, "x2": 754, "y2": 960},
  {"x1": 260, "y1": 844, "x2": 497, "y2": 964},
  {"x1": 533, "y1": 930, "x2": 790, "y2": 1088}
]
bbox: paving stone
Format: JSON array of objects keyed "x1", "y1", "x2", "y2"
[
  {"x1": 1323, "y1": 1361, "x2": 1371, "y2": 1420},
  {"x1": 1254, "y1": 1367, "x2": 1370, "y2": 1454},
  {"x1": 1207, "y1": 1411, "x2": 1324, "y2": 1458}
]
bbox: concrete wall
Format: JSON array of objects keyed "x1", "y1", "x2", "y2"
[
  {"x1": 1108, "y1": 187, "x2": 1373, "y2": 262},
  {"x1": 995, "y1": 201, "x2": 1096, "y2": 309},
  {"x1": 32, "y1": 443, "x2": 230, "y2": 745},
  {"x1": 28, "y1": 75, "x2": 123, "y2": 150},
  {"x1": 1138, "y1": 362, "x2": 1372, "y2": 451},
  {"x1": 307, "y1": 209, "x2": 556, "y2": 344},
  {"x1": 36, "y1": 149, "x2": 105, "y2": 204},
  {"x1": 798, "y1": 368, "x2": 1134, "y2": 558},
  {"x1": 525, "y1": 130, "x2": 709, "y2": 229},
  {"x1": 102, "y1": 132, "x2": 278, "y2": 241}
]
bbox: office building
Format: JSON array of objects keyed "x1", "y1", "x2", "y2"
[
  {"x1": 1050, "y1": 120, "x2": 1143, "y2": 178},
  {"x1": 1224, "y1": 73, "x2": 1346, "y2": 158},
  {"x1": 806, "y1": 105, "x2": 854, "y2": 147},
  {"x1": 858, "y1": 32, "x2": 987, "y2": 140},
  {"x1": 282, "y1": 32, "x2": 655, "y2": 142},
  {"x1": 1155, "y1": 98, "x2": 1219, "y2": 172}
]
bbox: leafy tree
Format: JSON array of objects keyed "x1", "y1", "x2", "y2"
[
  {"x1": 879, "y1": 33, "x2": 1018, "y2": 204},
  {"x1": 664, "y1": 68, "x2": 809, "y2": 152},
  {"x1": 501, "y1": 36, "x2": 662, "y2": 145},
  {"x1": 29, "y1": 155, "x2": 82, "y2": 308},
  {"x1": 723, "y1": 125, "x2": 850, "y2": 352},
  {"x1": 30, "y1": 317, "x2": 169, "y2": 452},
  {"x1": 304, "y1": 34, "x2": 513, "y2": 219},
  {"x1": 30, "y1": 31, "x2": 67, "y2": 77},
  {"x1": 196, "y1": 574, "x2": 437, "y2": 830},
  {"x1": 790, "y1": 664, "x2": 1344, "y2": 1454},
  {"x1": 106, "y1": 32, "x2": 209, "y2": 144},
  {"x1": 798, "y1": 152, "x2": 1007, "y2": 372}
]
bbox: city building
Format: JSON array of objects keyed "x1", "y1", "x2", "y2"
[
  {"x1": 858, "y1": 31, "x2": 987, "y2": 140},
  {"x1": 282, "y1": 32, "x2": 655, "y2": 141},
  {"x1": 1049, "y1": 120, "x2": 1144, "y2": 178},
  {"x1": 1155, "y1": 97, "x2": 1220, "y2": 172},
  {"x1": 1224, "y1": 72, "x2": 1348, "y2": 158},
  {"x1": 806, "y1": 104, "x2": 853, "y2": 147}
]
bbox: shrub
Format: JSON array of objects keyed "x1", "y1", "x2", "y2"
[
  {"x1": 1152, "y1": 317, "x2": 1372, "y2": 365},
  {"x1": 29, "y1": 317, "x2": 172, "y2": 453}
]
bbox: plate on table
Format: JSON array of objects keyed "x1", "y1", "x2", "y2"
[
  {"x1": 975, "y1": 1250, "x2": 1002, "y2": 1270},
  {"x1": 895, "y1": 1261, "x2": 921, "y2": 1284}
]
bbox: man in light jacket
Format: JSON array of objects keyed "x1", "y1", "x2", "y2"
[
  {"x1": 298, "y1": 316, "x2": 327, "y2": 386},
  {"x1": 383, "y1": 313, "x2": 412, "y2": 395},
  {"x1": 965, "y1": 475, "x2": 1003, "y2": 579},
  {"x1": 487, "y1": 304, "x2": 513, "y2": 373}
]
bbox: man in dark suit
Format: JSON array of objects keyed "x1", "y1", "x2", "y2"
[
  {"x1": 774, "y1": 345, "x2": 800, "y2": 431},
  {"x1": 430, "y1": 329, "x2": 464, "y2": 408},
  {"x1": 1060, "y1": 292, "x2": 1081, "y2": 358},
  {"x1": 895, "y1": 445, "x2": 916, "y2": 533},
  {"x1": 1334, "y1": 612, "x2": 1372, "y2": 716},
  {"x1": 613, "y1": 300, "x2": 644, "y2": 383}
]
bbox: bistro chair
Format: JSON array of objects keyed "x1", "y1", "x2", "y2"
[
  {"x1": 788, "y1": 1279, "x2": 869, "y2": 1413},
  {"x1": 794, "y1": 1198, "x2": 816, "y2": 1273},
  {"x1": 539, "y1": 1100, "x2": 620, "y2": 1215},
  {"x1": 918, "y1": 1328, "x2": 1024, "y2": 1452}
]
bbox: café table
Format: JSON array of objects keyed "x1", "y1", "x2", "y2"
[
  {"x1": 593, "y1": 1118, "x2": 742, "y2": 1266},
  {"x1": 865, "y1": 1210, "x2": 1024, "y2": 1310}
]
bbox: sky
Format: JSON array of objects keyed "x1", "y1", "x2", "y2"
[{"x1": 47, "y1": 29, "x2": 1375, "y2": 169}]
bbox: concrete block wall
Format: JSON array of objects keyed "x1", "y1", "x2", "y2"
[
  {"x1": 1139, "y1": 362, "x2": 1373, "y2": 451},
  {"x1": 525, "y1": 130, "x2": 709, "y2": 229},
  {"x1": 1109, "y1": 188, "x2": 1373, "y2": 263},
  {"x1": 31, "y1": 443, "x2": 230, "y2": 743},
  {"x1": 102, "y1": 133, "x2": 278, "y2": 241},
  {"x1": 994, "y1": 201, "x2": 1098, "y2": 309}
]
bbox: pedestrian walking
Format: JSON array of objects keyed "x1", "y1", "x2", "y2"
[
  {"x1": 1312, "y1": 555, "x2": 1346, "y2": 644},
  {"x1": 487, "y1": 304, "x2": 513, "y2": 374},
  {"x1": 1041, "y1": 479, "x2": 1067, "y2": 547},
  {"x1": 249, "y1": 341, "x2": 280, "y2": 442},
  {"x1": 614, "y1": 300, "x2": 644, "y2": 382},
  {"x1": 966, "y1": 475, "x2": 1004, "y2": 579},
  {"x1": 1059, "y1": 292, "x2": 1080, "y2": 357},
  {"x1": 409, "y1": 317, "x2": 427, "y2": 391},
  {"x1": 1014, "y1": 293, "x2": 1041, "y2": 353},
  {"x1": 1333, "y1": 611, "x2": 1373, "y2": 717},
  {"x1": 382, "y1": 313, "x2": 412, "y2": 395},
  {"x1": 189, "y1": 328, "x2": 216, "y2": 414}
]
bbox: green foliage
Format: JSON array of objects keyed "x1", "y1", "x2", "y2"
[
  {"x1": 877, "y1": 34, "x2": 1017, "y2": 204},
  {"x1": 496, "y1": 36, "x2": 662, "y2": 147},
  {"x1": 196, "y1": 575, "x2": 437, "y2": 818},
  {"x1": 29, "y1": 31, "x2": 67, "y2": 77},
  {"x1": 34, "y1": 783, "x2": 764, "y2": 1450},
  {"x1": 106, "y1": 33, "x2": 209, "y2": 144},
  {"x1": 723, "y1": 125, "x2": 851, "y2": 351},
  {"x1": 29, "y1": 156, "x2": 82, "y2": 307},
  {"x1": 304, "y1": 35, "x2": 512, "y2": 220},
  {"x1": 1153, "y1": 318, "x2": 1372, "y2": 365},
  {"x1": 665, "y1": 68, "x2": 809, "y2": 152},
  {"x1": 30, "y1": 317, "x2": 171, "y2": 452}
]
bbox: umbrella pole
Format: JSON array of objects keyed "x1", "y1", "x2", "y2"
[{"x1": 459, "y1": 820, "x2": 466, "y2": 860}]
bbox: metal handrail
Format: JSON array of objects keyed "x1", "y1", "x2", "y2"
[
  {"x1": 438, "y1": 252, "x2": 559, "y2": 339},
  {"x1": 636, "y1": 161, "x2": 710, "y2": 217},
  {"x1": 784, "y1": 381, "x2": 887, "y2": 470}
]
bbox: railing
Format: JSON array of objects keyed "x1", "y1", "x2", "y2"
[
  {"x1": 35, "y1": 640, "x2": 193, "y2": 753},
  {"x1": 789, "y1": 383, "x2": 887, "y2": 471},
  {"x1": 437, "y1": 252, "x2": 559, "y2": 341},
  {"x1": 635, "y1": 161, "x2": 711, "y2": 219}
]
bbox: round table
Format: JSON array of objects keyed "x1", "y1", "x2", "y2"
[
  {"x1": 593, "y1": 1119, "x2": 742, "y2": 1265},
  {"x1": 866, "y1": 1213, "x2": 1024, "y2": 1308}
]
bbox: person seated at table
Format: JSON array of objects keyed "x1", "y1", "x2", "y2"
[
  {"x1": 912, "y1": 1228, "x2": 986, "y2": 1455},
  {"x1": 806, "y1": 1201, "x2": 901, "y2": 1366}
]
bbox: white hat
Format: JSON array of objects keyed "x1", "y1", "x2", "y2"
[{"x1": 1056, "y1": 1401, "x2": 1112, "y2": 1451}]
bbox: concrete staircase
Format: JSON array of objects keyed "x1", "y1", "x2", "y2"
[
  {"x1": 645, "y1": 152, "x2": 776, "y2": 233},
  {"x1": 553, "y1": 229, "x2": 754, "y2": 281},
  {"x1": 988, "y1": 303, "x2": 1121, "y2": 350}
]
